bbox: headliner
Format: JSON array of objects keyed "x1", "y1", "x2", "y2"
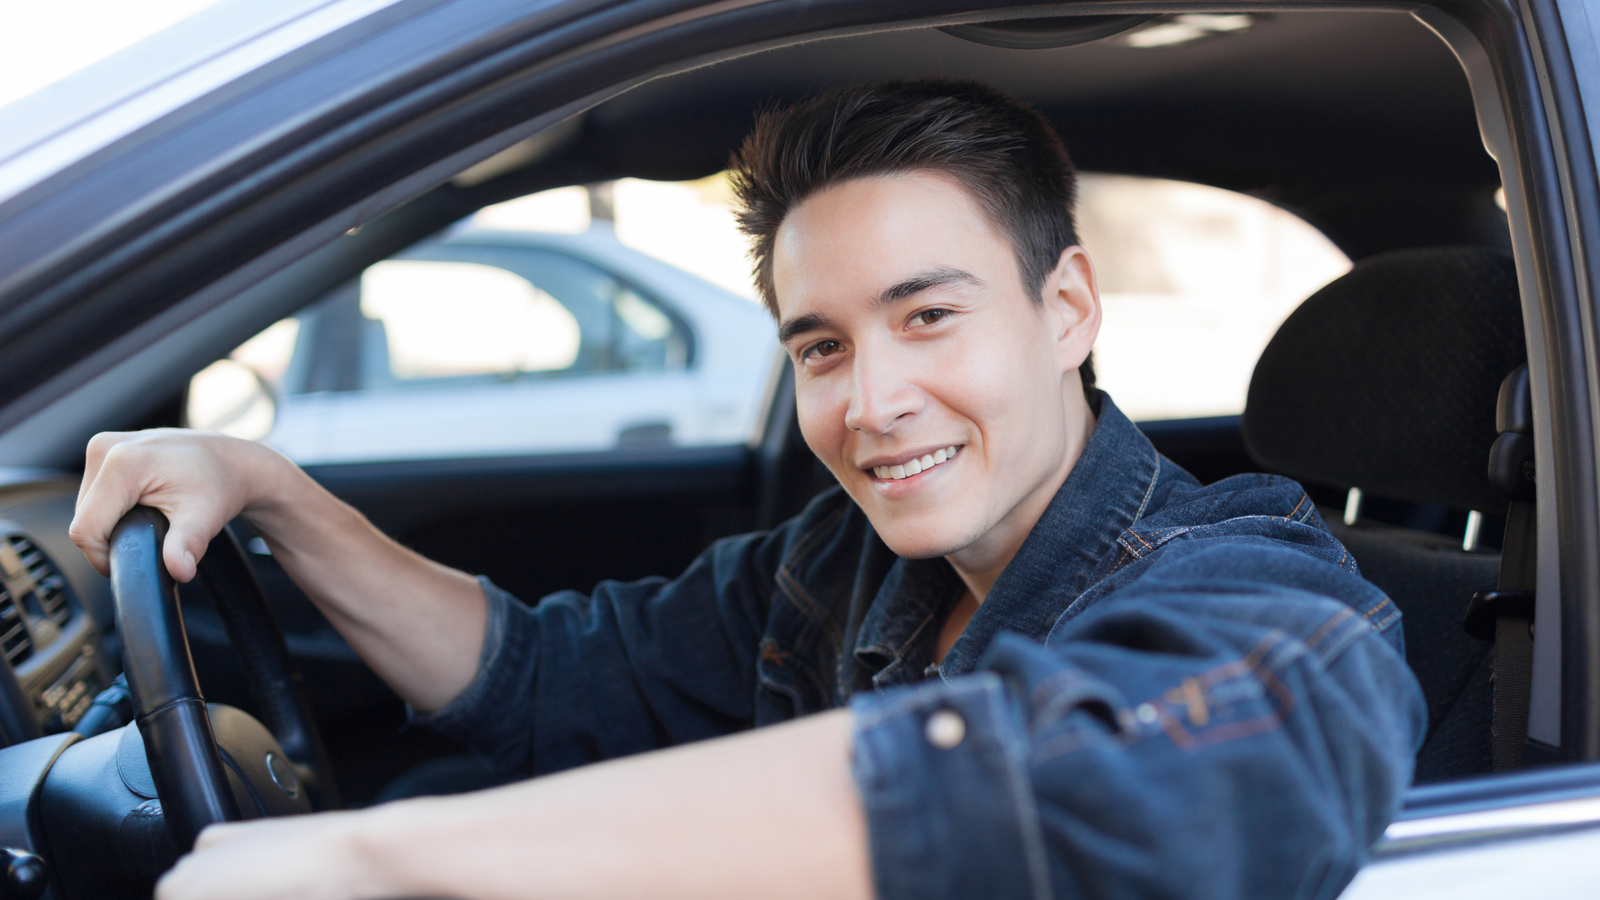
[{"x1": 483, "y1": 10, "x2": 1502, "y2": 259}]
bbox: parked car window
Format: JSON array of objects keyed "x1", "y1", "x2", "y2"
[
  {"x1": 1079, "y1": 174, "x2": 1352, "y2": 421},
  {"x1": 188, "y1": 192, "x2": 776, "y2": 464},
  {"x1": 357, "y1": 260, "x2": 583, "y2": 384},
  {"x1": 349, "y1": 249, "x2": 689, "y2": 391}
]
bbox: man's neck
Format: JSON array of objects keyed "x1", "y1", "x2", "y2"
[{"x1": 944, "y1": 396, "x2": 1097, "y2": 606}]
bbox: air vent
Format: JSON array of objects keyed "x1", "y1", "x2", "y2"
[
  {"x1": 0, "y1": 586, "x2": 30, "y2": 667},
  {"x1": 11, "y1": 537, "x2": 73, "y2": 629}
]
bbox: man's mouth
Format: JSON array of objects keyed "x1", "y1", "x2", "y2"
[{"x1": 869, "y1": 446, "x2": 960, "y2": 481}]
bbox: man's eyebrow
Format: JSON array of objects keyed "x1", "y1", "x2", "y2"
[
  {"x1": 876, "y1": 267, "x2": 984, "y2": 307},
  {"x1": 778, "y1": 311, "x2": 835, "y2": 345},
  {"x1": 777, "y1": 267, "x2": 982, "y2": 344}
]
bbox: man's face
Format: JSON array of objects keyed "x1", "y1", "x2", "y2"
[{"x1": 772, "y1": 172, "x2": 1100, "y2": 568}]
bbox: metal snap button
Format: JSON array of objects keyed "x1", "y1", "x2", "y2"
[{"x1": 925, "y1": 708, "x2": 966, "y2": 749}]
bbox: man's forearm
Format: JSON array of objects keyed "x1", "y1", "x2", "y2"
[
  {"x1": 70, "y1": 430, "x2": 489, "y2": 711},
  {"x1": 243, "y1": 457, "x2": 487, "y2": 712},
  {"x1": 157, "y1": 710, "x2": 872, "y2": 900}
]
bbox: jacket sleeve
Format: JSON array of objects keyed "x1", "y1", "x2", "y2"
[
  {"x1": 411, "y1": 491, "x2": 850, "y2": 776},
  {"x1": 850, "y1": 530, "x2": 1426, "y2": 900}
]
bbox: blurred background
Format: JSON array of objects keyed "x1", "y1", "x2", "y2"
[{"x1": 461, "y1": 171, "x2": 1350, "y2": 421}]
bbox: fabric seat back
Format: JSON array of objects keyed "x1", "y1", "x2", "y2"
[{"x1": 1242, "y1": 246, "x2": 1523, "y2": 782}]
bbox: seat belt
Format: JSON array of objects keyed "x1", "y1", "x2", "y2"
[{"x1": 1464, "y1": 365, "x2": 1536, "y2": 770}]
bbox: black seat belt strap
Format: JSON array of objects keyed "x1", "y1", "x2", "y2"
[
  {"x1": 1466, "y1": 365, "x2": 1537, "y2": 770},
  {"x1": 1490, "y1": 499, "x2": 1536, "y2": 770}
]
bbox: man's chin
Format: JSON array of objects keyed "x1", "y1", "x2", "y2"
[{"x1": 872, "y1": 522, "x2": 978, "y2": 561}]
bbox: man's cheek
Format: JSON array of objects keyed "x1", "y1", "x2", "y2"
[{"x1": 795, "y1": 388, "x2": 848, "y2": 472}]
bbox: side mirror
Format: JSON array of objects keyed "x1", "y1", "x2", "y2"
[{"x1": 185, "y1": 359, "x2": 277, "y2": 440}]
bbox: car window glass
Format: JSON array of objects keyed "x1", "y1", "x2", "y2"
[
  {"x1": 358, "y1": 260, "x2": 582, "y2": 383},
  {"x1": 1078, "y1": 174, "x2": 1352, "y2": 421},
  {"x1": 190, "y1": 176, "x2": 775, "y2": 465}
]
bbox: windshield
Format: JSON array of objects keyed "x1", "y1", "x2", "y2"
[{"x1": 0, "y1": 0, "x2": 226, "y2": 111}]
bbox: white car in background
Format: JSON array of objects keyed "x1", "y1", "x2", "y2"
[{"x1": 201, "y1": 227, "x2": 779, "y2": 464}]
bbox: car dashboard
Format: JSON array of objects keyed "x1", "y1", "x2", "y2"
[{"x1": 0, "y1": 475, "x2": 115, "y2": 751}]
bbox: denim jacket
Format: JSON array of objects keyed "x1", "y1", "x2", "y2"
[{"x1": 418, "y1": 395, "x2": 1425, "y2": 900}]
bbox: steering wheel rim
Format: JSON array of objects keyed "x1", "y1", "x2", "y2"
[{"x1": 108, "y1": 506, "x2": 338, "y2": 851}]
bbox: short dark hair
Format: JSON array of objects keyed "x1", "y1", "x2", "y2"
[{"x1": 728, "y1": 79, "x2": 1095, "y2": 397}]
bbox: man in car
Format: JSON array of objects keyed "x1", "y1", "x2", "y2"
[{"x1": 72, "y1": 80, "x2": 1423, "y2": 900}]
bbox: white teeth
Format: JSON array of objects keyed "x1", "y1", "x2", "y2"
[{"x1": 872, "y1": 445, "x2": 962, "y2": 481}]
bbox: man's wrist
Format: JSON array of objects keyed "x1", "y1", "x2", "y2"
[
  {"x1": 344, "y1": 798, "x2": 463, "y2": 900},
  {"x1": 237, "y1": 440, "x2": 340, "y2": 544}
]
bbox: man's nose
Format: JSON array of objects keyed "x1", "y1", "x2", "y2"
[{"x1": 844, "y1": 351, "x2": 922, "y2": 434}]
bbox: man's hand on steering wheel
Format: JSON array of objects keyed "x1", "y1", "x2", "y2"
[
  {"x1": 71, "y1": 426, "x2": 490, "y2": 721},
  {"x1": 71, "y1": 429, "x2": 289, "y2": 584}
]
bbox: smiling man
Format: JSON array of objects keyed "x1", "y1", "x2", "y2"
[{"x1": 73, "y1": 81, "x2": 1424, "y2": 900}]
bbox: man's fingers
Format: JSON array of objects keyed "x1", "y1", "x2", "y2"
[
  {"x1": 70, "y1": 435, "x2": 229, "y2": 583},
  {"x1": 68, "y1": 443, "x2": 147, "y2": 577},
  {"x1": 76, "y1": 431, "x2": 128, "y2": 509},
  {"x1": 162, "y1": 509, "x2": 222, "y2": 584}
]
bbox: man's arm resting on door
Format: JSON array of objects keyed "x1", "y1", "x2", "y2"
[{"x1": 158, "y1": 709, "x2": 872, "y2": 900}]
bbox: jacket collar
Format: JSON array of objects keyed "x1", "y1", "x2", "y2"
[{"x1": 851, "y1": 394, "x2": 1164, "y2": 686}]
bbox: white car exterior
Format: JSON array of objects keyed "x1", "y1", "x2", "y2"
[{"x1": 264, "y1": 228, "x2": 780, "y2": 465}]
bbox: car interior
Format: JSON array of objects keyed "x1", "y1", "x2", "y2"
[{"x1": 0, "y1": 4, "x2": 1568, "y2": 894}]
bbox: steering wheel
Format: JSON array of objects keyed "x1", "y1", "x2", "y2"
[{"x1": 108, "y1": 506, "x2": 339, "y2": 850}]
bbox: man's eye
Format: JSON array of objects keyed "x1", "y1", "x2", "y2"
[
  {"x1": 911, "y1": 309, "x2": 951, "y2": 326},
  {"x1": 804, "y1": 340, "x2": 843, "y2": 359}
]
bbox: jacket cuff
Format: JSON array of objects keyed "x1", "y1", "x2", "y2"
[
  {"x1": 406, "y1": 577, "x2": 523, "y2": 740},
  {"x1": 850, "y1": 673, "x2": 1049, "y2": 900}
]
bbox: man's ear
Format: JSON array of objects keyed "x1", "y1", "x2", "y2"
[{"x1": 1041, "y1": 245, "x2": 1102, "y2": 373}]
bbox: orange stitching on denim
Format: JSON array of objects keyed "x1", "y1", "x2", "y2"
[
  {"x1": 1201, "y1": 633, "x2": 1295, "y2": 703},
  {"x1": 1296, "y1": 500, "x2": 1317, "y2": 524},
  {"x1": 1304, "y1": 607, "x2": 1356, "y2": 651},
  {"x1": 775, "y1": 566, "x2": 842, "y2": 640},
  {"x1": 1137, "y1": 633, "x2": 1310, "y2": 752},
  {"x1": 1180, "y1": 678, "x2": 1209, "y2": 726},
  {"x1": 1192, "y1": 632, "x2": 1285, "y2": 694},
  {"x1": 759, "y1": 638, "x2": 790, "y2": 666},
  {"x1": 1369, "y1": 608, "x2": 1401, "y2": 632},
  {"x1": 1360, "y1": 597, "x2": 1395, "y2": 626},
  {"x1": 1130, "y1": 530, "x2": 1156, "y2": 552},
  {"x1": 1182, "y1": 711, "x2": 1288, "y2": 751},
  {"x1": 1285, "y1": 493, "x2": 1309, "y2": 521},
  {"x1": 1153, "y1": 703, "x2": 1196, "y2": 749}
]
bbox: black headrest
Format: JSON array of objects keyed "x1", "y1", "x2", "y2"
[{"x1": 1242, "y1": 246, "x2": 1524, "y2": 512}]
